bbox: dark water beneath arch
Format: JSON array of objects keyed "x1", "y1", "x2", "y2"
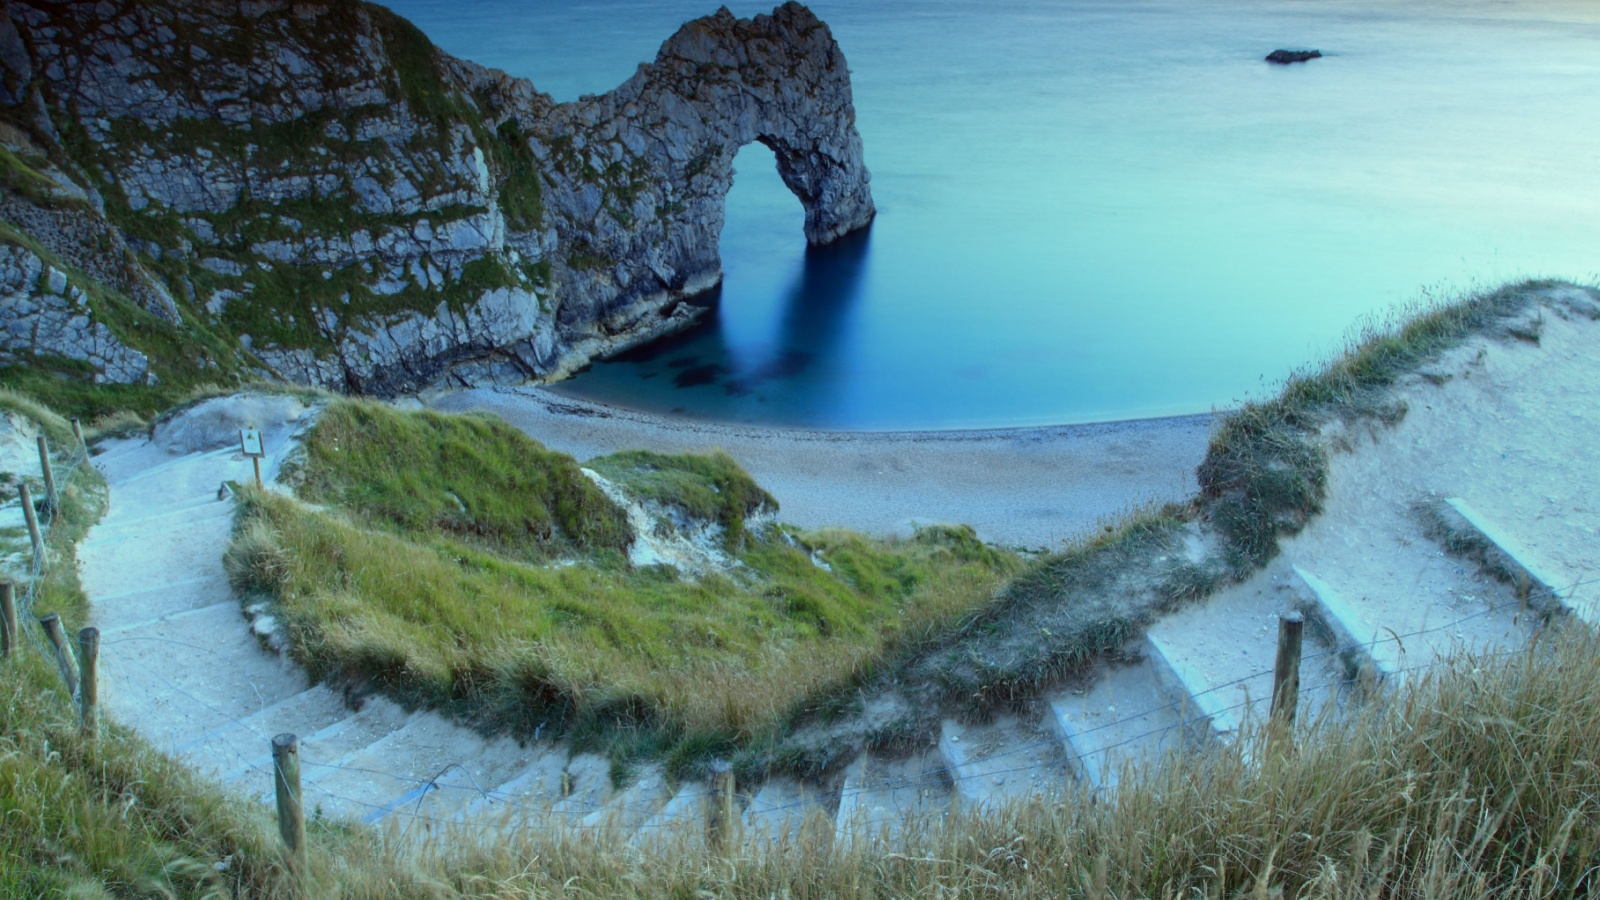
[{"x1": 380, "y1": 0, "x2": 1600, "y2": 430}]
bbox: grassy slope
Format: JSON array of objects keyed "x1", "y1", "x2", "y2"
[
  {"x1": 231, "y1": 400, "x2": 1020, "y2": 771},
  {"x1": 291, "y1": 400, "x2": 631, "y2": 560}
]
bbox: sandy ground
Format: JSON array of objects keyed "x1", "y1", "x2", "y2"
[{"x1": 424, "y1": 386, "x2": 1215, "y2": 551}]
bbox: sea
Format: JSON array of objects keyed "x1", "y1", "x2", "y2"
[{"x1": 379, "y1": 0, "x2": 1600, "y2": 430}]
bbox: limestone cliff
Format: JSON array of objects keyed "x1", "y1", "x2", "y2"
[{"x1": 0, "y1": 0, "x2": 873, "y2": 394}]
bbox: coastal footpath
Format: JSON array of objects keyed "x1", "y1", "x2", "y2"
[{"x1": 0, "y1": 1, "x2": 873, "y2": 395}]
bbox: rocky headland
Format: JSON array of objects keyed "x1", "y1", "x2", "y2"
[{"x1": 0, "y1": 1, "x2": 873, "y2": 394}]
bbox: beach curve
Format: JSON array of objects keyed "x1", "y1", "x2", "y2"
[{"x1": 424, "y1": 385, "x2": 1215, "y2": 550}]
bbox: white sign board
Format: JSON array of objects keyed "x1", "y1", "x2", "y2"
[{"x1": 240, "y1": 428, "x2": 265, "y2": 458}]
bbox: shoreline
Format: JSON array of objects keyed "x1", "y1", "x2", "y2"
[{"x1": 424, "y1": 385, "x2": 1217, "y2": 550}]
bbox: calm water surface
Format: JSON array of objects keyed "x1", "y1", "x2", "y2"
[{"x1": 381, "y1": 0, "x2": 1600, "y2": 429}]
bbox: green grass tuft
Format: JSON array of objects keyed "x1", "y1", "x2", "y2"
[
  {"x1": 294, "y1": 399, "x2": 632, "y2": 560},
  {"x1": 587, "y1": 448, "x2": 778, "y2": 547}
]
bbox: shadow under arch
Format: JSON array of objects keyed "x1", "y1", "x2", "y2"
[{"x1": 718, "y1": 221, "x2": 874, "y2": 397}]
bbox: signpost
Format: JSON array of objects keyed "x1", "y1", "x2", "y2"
[{"x1": 240, "y1": 427, "x2": 265, "y2": 489}]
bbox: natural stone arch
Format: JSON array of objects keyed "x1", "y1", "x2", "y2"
[{"x1": 532, "y1": 3, "x2": 876, "y2": 350}]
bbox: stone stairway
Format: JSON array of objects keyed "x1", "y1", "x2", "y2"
[{"x1": 70, "y1": 290, "x2": 1600, "y2": 849}]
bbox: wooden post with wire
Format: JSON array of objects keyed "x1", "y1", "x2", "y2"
[
  {"x1": 36, "y1": 436, "x2": 58, "y2": 514},
  {"x1": 272, "y1": 733, "x2": 308, "y2": 878},
  {"x1": 1, "y1": 582, "x2": 16, "y2": 660},
  {"x1": 38, "y1": 613, "x2": 79, "y2": 698},
  {"x1": 70, "y1": 417, "x2": 85, "y2": 454},
  {"x1": 1270, "y1": 611, "x2": 1304, "y2": 742},
  {"x1": 78, "y1": 627, "x2": 99, "y2": 737},
  {"x1": 706, "y1": 759, "x2": 736, "y2": 853},
  {"x1": 19, "y1": 483, "x2": 43, "y2": 568}
]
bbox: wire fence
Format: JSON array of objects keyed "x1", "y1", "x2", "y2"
[{"x1": 7, "y1": 427, "x2": 93, "y2": 685}]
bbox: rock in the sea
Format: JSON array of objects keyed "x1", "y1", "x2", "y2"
[{"x1": 1266, "y1": 49, "x2": 1323, "y2": 64}]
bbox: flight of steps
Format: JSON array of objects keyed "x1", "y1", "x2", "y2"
[{"x1": 72, "y1": 387, "x2": 1599, "y2": 849}]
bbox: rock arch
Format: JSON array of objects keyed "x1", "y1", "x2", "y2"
[{"x1": 532, "y1": 3, "x2": 876, "y2": 349}]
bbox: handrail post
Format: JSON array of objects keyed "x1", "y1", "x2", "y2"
[
  {"x1": 79, "y1": 627, "x2": 100, "y2": 738},
  {"x1": 36, "y1": 436, "x2": 58, "y2": 514},
  {"x1": 1270, "y1": 611, "x2": 1304, "y2": 751},
  {"x1": 38, "y1": 613, "x2": 80, "y2": 697},
  {"x1": 273, "y1": 733, "x2": 308, "y2": 878}
]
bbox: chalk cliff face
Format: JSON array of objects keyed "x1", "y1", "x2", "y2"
[{"x1": 0, "y1": 1, "x2": 873, "y2": 393}]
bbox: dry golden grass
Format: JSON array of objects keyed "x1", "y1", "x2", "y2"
[
  {"x1": 254, "y1": 629, "x2": 1600, "y2": 898},
  {"x1": 227, "y1": 486, "x2": 1020, "y2": 755}
]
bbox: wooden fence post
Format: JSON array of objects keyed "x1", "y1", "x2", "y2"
[
  {"x1": 36, "y1": 436, "x2": 58, "y2": 514},
  {"x1": 70, "y1": 418, "x2": 85, "y2": 454},
  {"x1": 272, "y1": 733, "x2": 308, "y2": 878},
  {"x1": 706, "y1": 760, "x2": 736, "y2": 853},
  {"x1": 38, "y1": 613, "x2": 79, "y2": 698},
  {"x1": 0, "y1": 582, "x2": 15, "y2": 660},
  {"x1": 78, "y1": 627, "x2": 99, "y2": 738},
  {"x1": 19, "y1": 483, "x2": 43, "y2": 567},
  {"x1": 1271, "y1": 611, "x2": 1304, "y2": 731}
]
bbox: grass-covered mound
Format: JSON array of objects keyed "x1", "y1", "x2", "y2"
[
  {"x1": 292, "y1": 399, "x2": 631, "y2": 560},
  {"x1": 588, "y1": 448, "x2": 777, "y2": 548},
  {"x1": 231, "y1": 402, "x2": 1021, "y2": 763}
]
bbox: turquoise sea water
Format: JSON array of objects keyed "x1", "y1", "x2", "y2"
[{"x1": 381, "y1": 0, "x2": 1600, "y2": 430}]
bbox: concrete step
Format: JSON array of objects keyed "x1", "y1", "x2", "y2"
[
  {"x1": 88, "y1": 436, "x2": 153, "y2": 473},
  {"x1": 98, "y1": 597, "x2": 240, "y2": 639},
  {"x1": 1145, "y1": 568, "x2": 1350, "y2": 740},
  {"x1": 395, "y1": 734, "x2": 539, "y2": 830},
  {"x1": 1144, "y1": 632, "x2": 1234, "y2": 742},
  {"x1": 225, "y1": 695, "x2": 416, "y2": 791},
  {"x1": 97, "y1": 602, "x2": 310, "y2": 752},
  {"x1": 833, "y1": 750, "x2": 951, "y2": 847},
  {"x1": 80, "y1": 512, "x2": 233, "y2": 598},
  {"x1": 296, "y1": 713, "x2": 530, "y2": 827},
  {"x1": 1046, "y1": 652, "x2": 1192, "y2": 791},
  {"x1": 106, "y1": 444, "x2": 239, "y2": 493},
  {"x1": 91, "y1": 500, "x2": 232, "y2": 538},
  {"x1": 89, "y1": 439, "x2": 175, "y2": 484},
  {"x1": 1293, "y1": 567, "x2": 1398, "y2": 681},
  {"x1": 455, "y1": 744, "x2": 575, "y2": 828},
  {"x1": 1292, "y1": 560, "x2": 1531, "y2": 680},
  {"x1": 742, "y1": 777, "x2": 829, "y2": 843},
  {"x1": 579, "y1": 764, "x2": 674, "y2": 837},
  {"x1": 176, "y1": 684, "x2": 351, "y2": 781},
  {"x1": 89, "y1": 575, "x2": 233, "y2": 634},
  {"x1": 1284, "y1": 502, "x2": 1536, "y2": 678},
  {"x1": 936, "y1": 714, "x2": 1069, "y2": 810},
  {"x1": 1442, "y1": 497, "x2": 1590, "y2": 624},
  {"x1": 542, "y1": 753, "x2": 616, "y2": 826},
  {"x1": 631, "y1": 781, "x2": 709, "y2": 849}
]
